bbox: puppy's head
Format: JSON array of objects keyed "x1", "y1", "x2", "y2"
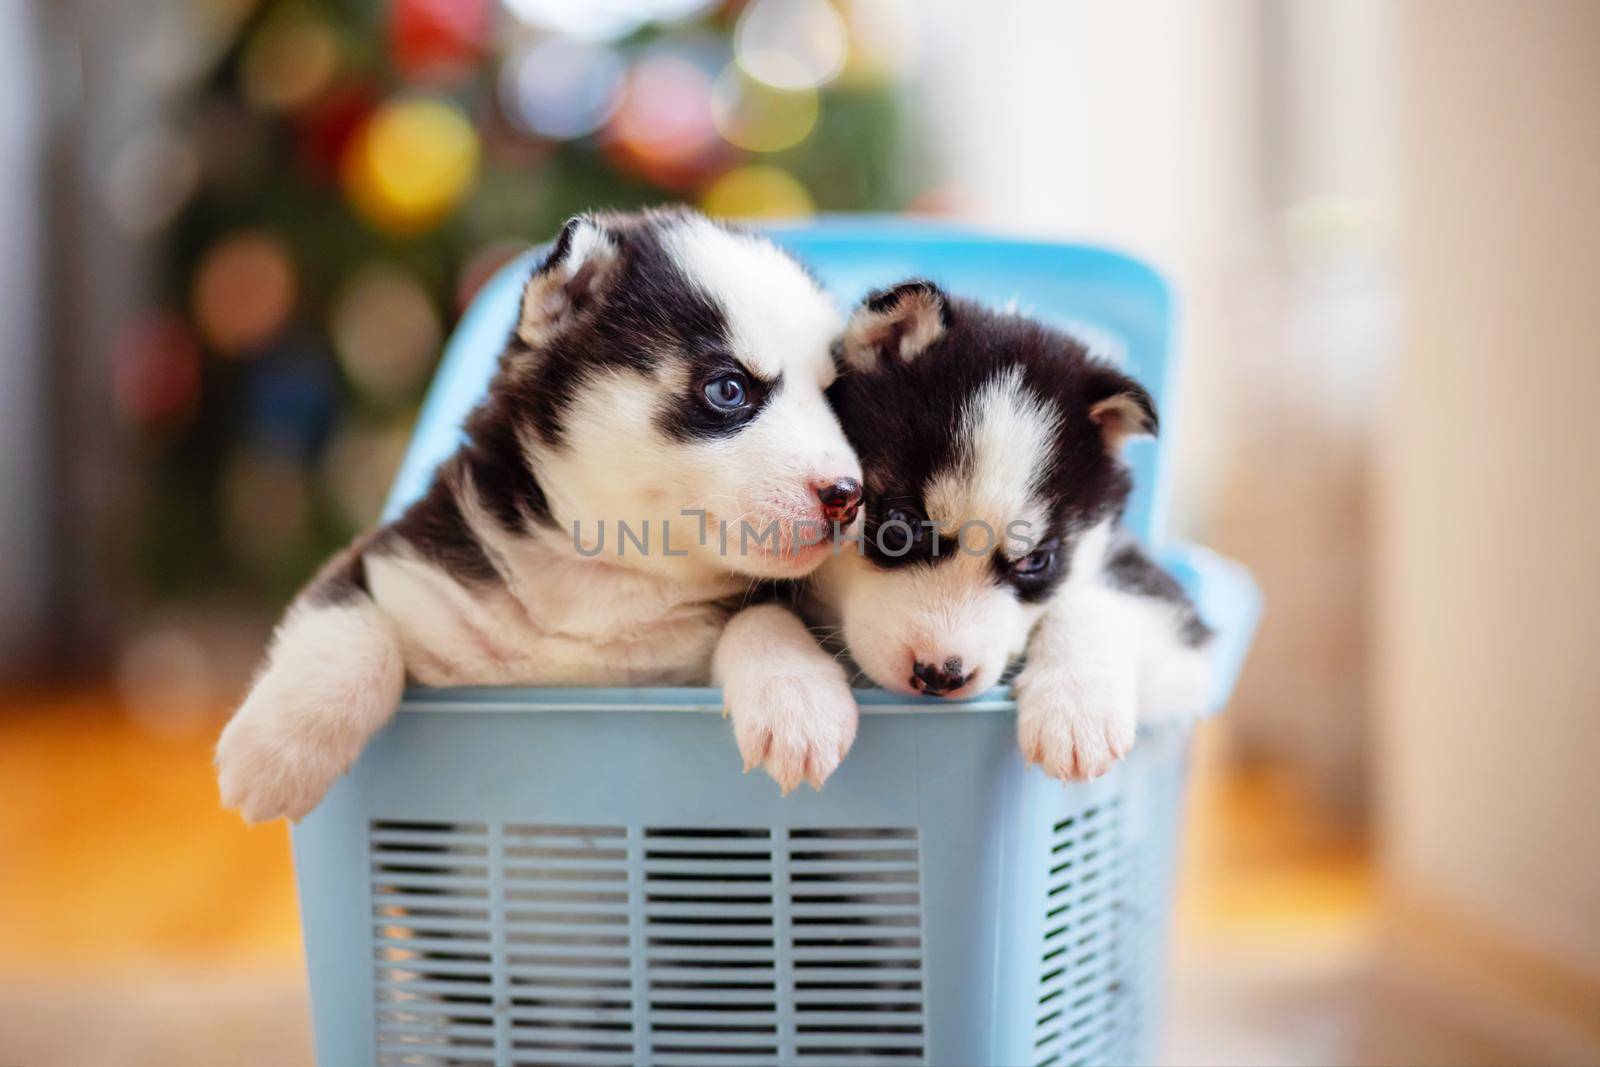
[
  {"x1": 508, "y1": 208, "x2": 861, "y2": 579},
  {"x1": 819, "y1": 280, "x2": 1156, "y2": 696}
]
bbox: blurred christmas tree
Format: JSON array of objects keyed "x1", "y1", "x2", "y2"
[{"x1": 119, "y1": 0, "x2": 923, "y2": 604}]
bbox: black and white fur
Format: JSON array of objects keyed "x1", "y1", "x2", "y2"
[
  {"x1": 812, "y1": 280, "x2": 1213, "y2": 780},
  {"x1": 216, "y1": 209, "x2": 863, "y2": 820}
]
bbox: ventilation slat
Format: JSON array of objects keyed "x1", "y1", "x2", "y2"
[
  {"x1": 794, "y1": 989, "x2": 925, "y2": 1006},
  {"x1": 790, "y1": 903, "x2": 921, "y2": 919},
  {"x1": 1031, "y1": 799, "x2": 1127, "y2": 1067},
  {"x1": 371, "y1": 851, "x2": 489, "y2": 870},
  {"x1": 789, "y1": 1055, "x2": 926, "y2": 1067},
  {"x1": 374, "y1": 934, "x2": 492, "y2": 954},
  {"x1": 369, "y1": 820, "x2": 927, "y2": 1065},
  {"x1": 504, "y1": 911, "x2": 629, "y2": 929},
  {"x1": 646, "y1": 908, "x2": 777, "y2": 921},
  {"x1": 373, "y1": 891, "x2": 490, "y2": 910},
  {"x1": 645, "y1": 1029, "x2": 780, "y2": 1049},
  {"x1": 377, "y1": 978, "x2": 495, "y2": 1000},
  {"x1": 789, "y1": 923, "x2": 922, "y2": 941},
  {"x1": 372, "y1": 871, "x2": 498, "y2": 893},
  {"x1": 378, "y1": 959, "x2": 505, "y2": 980},
  {"x1": 797, "y1": 1031, "x2": 927, "y2": 1049},
  {"x1": 790, "y1": 947, "x2": 924, "y2": 964},
  {"x1": 786, "y1": 860, "x2": 920, "y2": 876},
  {"x1": 793, "y1": 1010, "x2": 927, "y2": 1028},
  {"x1": 376, "y1": 914, "x2": 493, "y2": 936},
  {"x1": 501, "y1": 1022, "x2": 635, "y2": 1043},
  {"x1": 649, "y1": 1054, "x2": 778, "y2": 1067},
  {"x1": 378, "y1": 1020, "x2": 497, "y2": 1040},
  {"x1": 376, "y1": 1043, "x2": 499, "y2": 1063}
]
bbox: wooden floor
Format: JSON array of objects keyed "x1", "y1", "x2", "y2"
[
  {"x1": 0, "y1": 688, "x2": 303, "y2": 973},
  {"x1": 0, "y1": 687, "x2": 1385, "y2": 1066}
]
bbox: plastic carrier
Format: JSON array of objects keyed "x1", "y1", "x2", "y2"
[{"x1": 292, "y1": 218, "x2": 1261, "y2": 1067}]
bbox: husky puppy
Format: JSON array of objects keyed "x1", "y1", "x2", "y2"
[
  {"x1": 217, "y1": 209, "x2": 864, "y2": 821},
  {"x1": 813, "y1": 281, "x2": 1213, "y2": 781}
]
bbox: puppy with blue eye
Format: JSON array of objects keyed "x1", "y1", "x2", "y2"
[
  {"x1": 810, "y1": 281, "x2": 1213, "y2": 781},
  {"x1": 217, "y1": 208, "x2": 866, "y2": 820}
]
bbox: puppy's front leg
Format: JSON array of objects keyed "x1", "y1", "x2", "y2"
[
  {"x1": 1015, "y1": 585, "x2": 1139, "y2": 782},
  {"x1": 216, "y1": 545, "x2": 405, "y2": 822},
  {"x1": 713, "y1": 604, "x2": 858, "y2": 794}
]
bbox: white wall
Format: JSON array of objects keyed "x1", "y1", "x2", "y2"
[{"x1": 1379, "y1": 0, "x2": 1600, "y2": 1010}]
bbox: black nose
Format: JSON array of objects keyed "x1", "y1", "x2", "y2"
[
  {"x1": 910, "y1": 657, "x2": 969, "y2": 696},
  {"x1": 816, "y1": 478, "x2": 863, "y2": 524}
]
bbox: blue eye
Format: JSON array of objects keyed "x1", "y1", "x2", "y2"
[
  {"x1": 1012, "y1": 548, "x2": 1055, "y2": 577},
  {"x1": 702, "y1": 372, "x2": 749, "y2": 411}
]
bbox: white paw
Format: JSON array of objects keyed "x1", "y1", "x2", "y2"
[
  {"x1": 217, "y1": 599, "x2": 404, "y2": 823},
  {"x1": 216, "y1": 700, "x2": 357, "y2": 824},
  {"x1": 724, "y1": 667, "x2": 859, "y2": 795},
  {"x1": 216, "y1": 657, "x2": 387, "y2": 824},
  {"x1": 1014, "y1": 665, "x2": 1137, "y2": 782}
]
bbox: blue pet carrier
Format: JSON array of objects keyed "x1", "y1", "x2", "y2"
[{"x1": 292, "y1": 219, "x2": 1260, "y2": 1067}]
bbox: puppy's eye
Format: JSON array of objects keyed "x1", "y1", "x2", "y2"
[
  {"x1": 702, "y1": 372, "x2": 750, "y2": 411},
  {"x1": 877, "y1": 507, "x2": 920, "y2": 555},
  {"x1": 1011, "y1": 547, "x2": 1056, "y2": 577}
]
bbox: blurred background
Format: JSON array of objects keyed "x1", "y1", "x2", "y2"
[{"x1": 1, "y1": 0, "x2": 1597, "y2": 1064}]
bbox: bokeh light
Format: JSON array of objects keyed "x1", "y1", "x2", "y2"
[
  {"x1": 239, "y1": 15, "x2": 342, "y2": 112},
  {"x1": 501, "y1": 0, "x2": 718, "y2": 41},
  {"x1": 297, "y1": 83, "x2": 377, "y2": 182},
  {"x1": 342, "y1": 96, "x2": 480, "y2": 235},
  {"x1": 243, "y1": 346, "x2": 338, "y2": 460},
  {"x1": 499, "y1": 37, "x2": 624, "y2": 140},
  {"x1": 734, "y1": 0, "x2": 848, "y2": 90},
  {"x1": 701, "y1": 163, "x2": 815, "y2": 219},
  {"x1": 323, "y1": 418, "x2": 414, "y2": 528},
  {"x1": 331, "y1": 264, "x2": 442, "y2": 403},
  {"x1": 607, "y1": 51, "x2": 721, "y2": 188},
  {"x1": 191, "y1": 231, "x2": 297, "y2": 355},
  {"x1": 711, "y1": 66, "x2": 818, "y2": 153},
  {"x1": 391, "y1": 0, "x2": 490, "y2": 83},
  {"x1": 115, "y1": 627, "x2": 217, "y2": 738},
  {"x1": 111, "y1": 311, "x2": 203, "y2": 429}
]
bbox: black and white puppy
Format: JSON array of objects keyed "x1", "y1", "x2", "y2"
[
  {"x1": 812, "y1": 281, "x2": 1213, "y2": 780},
  {"x1": 217, "y1": 208, "x2": 863, "y2": 820}
]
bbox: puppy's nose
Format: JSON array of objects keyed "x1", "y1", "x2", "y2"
[
  {"x1": 909, "y1": 657, "x2": 969, "y2": 697},
  {"x1": 815, "y1": 477, "x2": 862, "y2": 525}
]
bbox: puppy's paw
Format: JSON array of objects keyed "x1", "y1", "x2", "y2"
[
  {"x1": 217, "y1": 598, "x2": 404, "y2": 823},
  {"x1": 216, "y1": 664, "x2": 382, "y2": 823},
  {"x1": 216, "y1": 702, "x2": 356, "y2": 824},
  {"x1": 725, "y1": 668, "x2": 858, "y2": 795},
  {"x1": 1014, "y1": 666, "x2": 1136, "y2": 782}
]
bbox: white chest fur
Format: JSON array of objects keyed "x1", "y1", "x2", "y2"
[{"x1": 365, "y1": 526, "x2": 738, "y2": 688}]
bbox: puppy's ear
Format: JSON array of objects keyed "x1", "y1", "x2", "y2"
[
  {"x1": 1085, "y1": 366, "x2": 1158, "y2": 453},
  {"x1": 517, "y1": 215, "x2": 620, "y2": 347},
  {"x1": 840, "y1": 279, "x2": 949, "y2": 372}
]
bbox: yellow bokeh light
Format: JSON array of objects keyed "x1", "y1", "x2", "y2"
[
  {"x1": 342, "y1": 97, "x2": 480, "y2": 236},
  {"x1": 701, "y1": 164, "x2": 815, "y2": 220},
  {"x1": 711, "y1": 66, "x2": 818, "y2": 153}
]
